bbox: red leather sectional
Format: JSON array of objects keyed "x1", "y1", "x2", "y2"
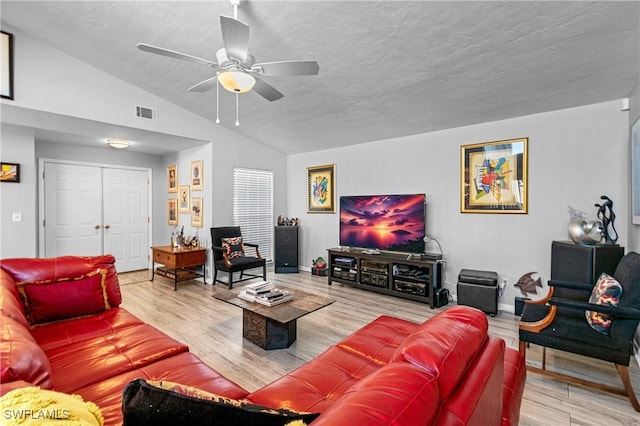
[{"x1": 1, "y1": 255, "x2": 526, "y2": 425}]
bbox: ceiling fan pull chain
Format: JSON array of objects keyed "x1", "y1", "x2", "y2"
[
  {"x1": 216, "y1": 77, "x2": 220, "y2": 124},
  {"x1": 235, "y1": 92, "x2": 240, "y2": 126}
]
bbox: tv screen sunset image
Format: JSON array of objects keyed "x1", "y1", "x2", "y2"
[{"x1": 339, "y1": 194, "x2": 426, "y2": 252}]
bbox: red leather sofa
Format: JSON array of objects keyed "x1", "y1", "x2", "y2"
[{"x1": 1, "y1": 255, "x2": 526, "y2": 425}]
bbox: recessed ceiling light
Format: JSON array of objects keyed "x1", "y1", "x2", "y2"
[{"x1": 107, "y1": 139, "x2": 130, "y2": 149}]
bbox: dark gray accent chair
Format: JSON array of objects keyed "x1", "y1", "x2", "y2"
[
  {"x1": 519, "y1": 251, "x2": 640, "y2": 412},
  {"x1": 210, "y1": 226, "x2": 267, "y2": 289}
]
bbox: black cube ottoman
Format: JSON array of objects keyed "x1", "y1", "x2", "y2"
[{"x1": 457, "y1": 269, "x2": 498, "y2": 316}]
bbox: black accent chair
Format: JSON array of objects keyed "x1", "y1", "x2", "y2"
[
  {"x1": 519, "y1": 251, "x2": 640, "y2": 411},
  {"x1": 210, "y1": 226, "x2": 267, "y2": 289}
]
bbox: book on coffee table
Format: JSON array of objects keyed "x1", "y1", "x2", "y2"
[{"x1": 237, "y1": 288, "x2": 293, "y2": 307}]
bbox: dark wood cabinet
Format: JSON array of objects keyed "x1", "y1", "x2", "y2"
[
  {"x1": 551, "y1": 240, "x2": 624, "y2": 284},
  {"x1": 327, "y1": 248, "x2": 442, "y2": 308}
]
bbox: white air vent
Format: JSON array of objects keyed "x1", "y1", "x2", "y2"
[{"x1": 135, "y1": 105, "x2": 157, "y2": 121}]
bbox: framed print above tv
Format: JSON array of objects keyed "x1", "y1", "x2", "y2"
[
  {"x1": 461, "y1": 138, "x2": 528, "y2": 214},
  {"x1": 307, "y1": 164, "x2": 335, "y2": 213}
]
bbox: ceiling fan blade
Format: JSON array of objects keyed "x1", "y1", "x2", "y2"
[
  {"x1": 137, "y1": 43, "x2": 217, "y2": 68},
  {"x1": 252, "y1": 61, "x2": 320, "y2": 76},
  {"x1": 252, "y1": 77, "x2": 284, "y2": 102},
  {"x1": 187, "y1": 76, "x2": 218, "y2": 93},
  {"x1": 220, "y1": 15, "x2": 250, "y2": 63}
]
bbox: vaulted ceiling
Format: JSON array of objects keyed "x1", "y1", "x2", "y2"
[{"x1": 1, "y1": 1, "x2": 638, "y2": 154}]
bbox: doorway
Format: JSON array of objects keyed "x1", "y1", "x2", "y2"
[{"x1": 39, "y1": 161, "x2": 151, "y2": 272}]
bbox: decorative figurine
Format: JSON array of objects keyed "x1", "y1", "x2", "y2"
[
  {"x1": 567, "y1": 206, "x2": 603, "y2": 245},
  {"x1": 513, "y1": 272, "x2": 543, "y2": 297},
  {"x1": 594, "y1": 195, "x2": 618, "y2": 244}
]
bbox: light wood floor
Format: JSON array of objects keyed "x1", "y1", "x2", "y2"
[{"x1": 119, "y1": 270, "x2": 640, "y2": 426}]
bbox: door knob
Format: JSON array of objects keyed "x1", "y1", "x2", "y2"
[
  {"x1": 104, "y1": 225, "x2": 111, "y2": 229},
  {"x1": 94, "y1": 225, "x2": 101, "y2": 230}
]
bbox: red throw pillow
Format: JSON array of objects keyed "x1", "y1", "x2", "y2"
[{"x1": 17, "y1": 269, "x2": 110, "y2": 325}]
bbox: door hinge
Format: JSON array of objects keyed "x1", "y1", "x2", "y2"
[
  {"x1": 148, "y1": 217, "x2": 150, "y2": 223},
  {"x1": 43, "y1": 219, "x2": 45, "y2": 227},
  {"x1": 42, "y1": 171, "x2": 45, "y2": 179}
]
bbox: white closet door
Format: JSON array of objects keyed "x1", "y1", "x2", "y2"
[
  {"x1": 103, "y1": 168, "x2": 149, "y2": 272},
  {"x1": 44, "y1": 163, "x2": 103, "y2": 257}
]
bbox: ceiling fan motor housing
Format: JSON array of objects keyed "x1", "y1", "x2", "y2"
[{"x1": 216, "y1": 48, "x2": 255, "y2": 71}]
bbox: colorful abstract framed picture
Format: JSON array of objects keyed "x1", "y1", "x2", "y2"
[
  {"x1": 0, "y1": 162, "x2": 19, "y2": 183},
  {"x1": 461, "y1": 138, "x2": 528, "y2": 214},
  {"x1": 167, "y1": 199, "x2": 178, "y2": 226},
  {"x1": 307, "y1": 164, "x2": 336, "y2": 213}
]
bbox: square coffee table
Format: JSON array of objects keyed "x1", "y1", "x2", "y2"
[{"x1": 213, "y1": 287, "x2": 335, "y2": 350}]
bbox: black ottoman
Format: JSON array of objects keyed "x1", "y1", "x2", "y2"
[{"x1": 457, "y1": 269, "x2": 498, "y2": 316}]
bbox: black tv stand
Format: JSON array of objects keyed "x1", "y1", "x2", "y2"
[{"x1": 327, "y1": 247, "x2": 442, "y2": 308}]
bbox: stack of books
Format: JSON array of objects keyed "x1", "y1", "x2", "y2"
[{"x1": 237, "y1": 281, "x2": 294, "y2": 307}]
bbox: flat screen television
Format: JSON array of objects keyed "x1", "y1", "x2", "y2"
[{"x1": 339, "y1": 194, "x2": 426, "y2": 253}]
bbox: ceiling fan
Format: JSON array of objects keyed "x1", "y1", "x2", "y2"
[{"x1": 136, "y1": 0, "x2": 319, "y2": 106}]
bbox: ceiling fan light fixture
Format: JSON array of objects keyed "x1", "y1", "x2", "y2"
[
  {"x1": 218, "y1": 70, "x2": 255, "y2": 94},
  {"x1": 107, "y1": 139, "x2": 130, "y2": 149}
]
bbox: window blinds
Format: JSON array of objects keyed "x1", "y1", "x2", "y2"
[{"x1": 233, "y1": 167, "x2": 274, "y2": 262}]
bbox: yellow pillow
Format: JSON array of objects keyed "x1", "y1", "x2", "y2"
[{"x1": 0, "y1": 386, "x2": 103, "y2": 425}]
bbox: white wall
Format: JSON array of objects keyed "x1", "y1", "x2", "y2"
[
  {"x1": 0, "y1": 124, "x2": 37, "y2": 258},
  {"x1": 288, "y1": 101, "x2": 629, "y2": 311}
]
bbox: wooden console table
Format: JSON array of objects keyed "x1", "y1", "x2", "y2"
[{"x1": 151, "y1": 245, "x2": 207, "y2": 290}]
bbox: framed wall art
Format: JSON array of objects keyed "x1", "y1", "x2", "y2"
[
  {"x1": 0, "y1": 162, "x2": 19, "y2": 183},
  {"x1": 632, "y1": 117, "x2": 640, "y2": 225},
  {"x1": 167, "y1": 165, "x2": 177, "y2": 193},
  {"x1": 191, "y1": 197, "x2": 203, "y2": 227},
  {"x1": 190, "y1": 160, "x2": 203, "y2": 191},
  {"x1": 1, "y1": 31, "x2": 14, "y2": 100},
  {"x1": 461, "y1": 138, "x2": 528, "y2": 214},
  {"x1": 307, "y1": 164, "x2": 336, "y2": 213},
  {"x1": 167, "y1": 199, "x2": 178, "y2": 226},
  {"x1": 178, "y1": 185, "x2": 190, "y2": 214}
]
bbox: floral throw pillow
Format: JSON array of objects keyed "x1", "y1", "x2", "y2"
[
  {"x1": 585, "y1": 272, "x2": 623, "y2": 335},
  {"x1": 222, "y1": 236, "x2": 245, "y2": 259}
]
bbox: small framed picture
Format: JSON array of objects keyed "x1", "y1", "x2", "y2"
[
  {"x1": 178, "y1": 185, "x2": 190, "y2": 214},
  {"x1": 0, "y1": 162, "x2": 19, "y2": 183},
  {"x1": 191, "y1": 197, "x2": 203, "y2": 228},
  {"x1": 167, "y1": 199, "x2": 178, "y2": 226},
  {"x1": 190, "y1": 160, "x2": 203, "y2": 191},
  {"x1": 1, "y1": 31, "x2": 14, "y2": 100},
  {"x1": 167, "y1": 165, "x2": 177, "y2": 193},
  {"x1": 307, "y1": 164, "x2": 336, "y2": 213}
]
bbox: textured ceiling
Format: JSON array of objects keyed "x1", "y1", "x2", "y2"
[{"x1": 1, "y1": 1, "x2": 639, "y2": 154}]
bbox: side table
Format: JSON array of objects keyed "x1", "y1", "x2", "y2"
[{"x1": 151, "y1": 245, "x2": 207, "y2": 290}]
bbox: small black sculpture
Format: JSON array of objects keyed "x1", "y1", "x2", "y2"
[{"x1": 595, "y1": 195, "x2": 618, "y2": 244}]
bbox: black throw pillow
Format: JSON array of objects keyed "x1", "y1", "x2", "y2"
[{"x1": 122, "y1": 379, "x2": 320, "y2": 426}]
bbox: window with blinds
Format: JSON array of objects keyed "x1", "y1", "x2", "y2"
[{"x1": 233, "y1": 167, "x2": 274, "y2": 262}]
